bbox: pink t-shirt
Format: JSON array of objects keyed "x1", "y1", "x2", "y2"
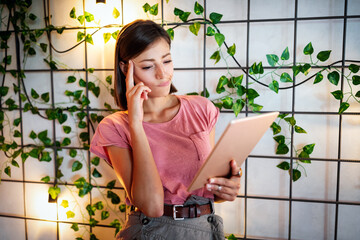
[{"x1": 90, "y1": 95, "x2": 219, "y2": 205}]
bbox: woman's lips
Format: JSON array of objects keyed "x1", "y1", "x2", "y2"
[{"x1": 158, "y1": 80, "x2": 170, "y2": 87}]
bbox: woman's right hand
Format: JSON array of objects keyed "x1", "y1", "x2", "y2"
[{"x1": 125, "y1": 60, "x2": 151, "y2": 124}]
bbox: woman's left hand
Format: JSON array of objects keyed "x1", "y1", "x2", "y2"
[{"x1": 206, "y1": 160, "x2": 242, "y2": 202}]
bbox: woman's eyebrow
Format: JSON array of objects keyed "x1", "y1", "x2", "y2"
[{"x1": 139, "y1": 53, "x2": 171, "y2": 62}]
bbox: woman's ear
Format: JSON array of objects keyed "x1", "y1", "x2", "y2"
[{"x1": 119, "y1": 61, "x2": 128, "y2": 74}]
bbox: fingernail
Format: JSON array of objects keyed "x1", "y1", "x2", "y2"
[
  {"x1": 206, "y1": 184, "x2": 212, "y2": 191},
  {"x1": 210, "y1": 178, "x2": 215, "y2": 183}
]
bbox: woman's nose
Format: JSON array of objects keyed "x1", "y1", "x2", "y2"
[{"x1": 155, "y1": 64, "x2": 165, "y2": 79}]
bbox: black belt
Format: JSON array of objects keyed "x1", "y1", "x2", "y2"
[{"x1": 163, "y1": 203, "x2": 213, "y2": 220}]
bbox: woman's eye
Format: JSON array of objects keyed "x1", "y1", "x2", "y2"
[
  {"x1": 164, "y1": 60, "x2": 172, "y2": 64},
  {"x1": 142, "y1": 66, "x2": 153, "y2": 70}
]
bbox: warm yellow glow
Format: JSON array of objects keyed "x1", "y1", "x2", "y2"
[
  {"x1": 85, "y1": 0, "x2": 122, "y2": 28},
  {"x1": 30, "y1": 186, "x2": 58, "y2": 221}
]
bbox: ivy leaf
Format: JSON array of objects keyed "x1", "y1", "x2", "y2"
[
  {"x1": 298, "y1": 151, "x2": 311, "y2": 163},
  {"x1": 106, "y1": 180, "x2": 116, "y2": 189},
  {"x1": 194, "y1": 2, "x2": 204, "y2": 15},
  {"x1": 227, "y1": 43, "x2": 236, "y2": 56},
  {"x1": 101, "y1": 211, "x2": 110, "y2": 220},
  {"x1": 232, "y1": 99, "x2": 244, "y2": 117},
  {"x1": 142, "y1": 3, "x2": 150, "y2": 12},
  {"x1": 269, "y1": 80, "x2": 279, "y2": 93},
  {"x1": 3, "y1": 55, "x2": 11, "y2": 65},
  {"x1": 31, "y1": 88, "x2": 39, "y2": 99},
  {"x1": 214, "y1": 33, "x2": 225, "y2": 47},
  {"x1": 331, "y1": 90, "x2": 343, "y2": 100},
  {"x1": 70, "y1": 7, "x2": 76, "y2": 19},
  {"x1": 292, "y1": 65, "x2": 301, "y2": 76},
  {"x1": 270, "y1": 122, "x2": 281, "y2": 135},
  {"x1": 222, "y1": 96, "x2": 233, "y2": 109},
  {"x1": 30, "y1": 130, "x2": 37, "y2": 139},
  {"x1": 273, "y1": 135, "x2": 285, "y2": 144},
  {"x1": 107, "y1": 190, "x2": 121, "y2": 204},
  {"x1": 40, "y1": 151, "x2": 51, "y2": 162},
  {"x1": 61, "y1": 137, "x2": 71, "y2": 146},
  {"x1": 317, "y1": 50, "x2": 331, "y2": 62},
  {"x1": 216, "y1": 75, "x2": 228, "y2": 93},
  {"x1": 327, "y1": 71, "x2": 340, "y2": 85},
  {"x1": 0, "y1": 86, "x2": 9, "y2": 96},
  {"x1": 352, "y1": 75, "x2": 360, "y2": 85},
  {"x1": 41, "y1": 176, "x2": 50, "y2": 183},
  {"x1": 356, "y1": 90, "x2": 360, "y2": 98},
  {"x1": 294, "y1": 125, "x2": 307, "y2": 134},
  {"x1": 48, "y1": 186, "x2": 61, "y2": 200},
  {"x1": 206, "y1": 26, "x2": 215, "y2": 36},
  {"x1": 80, "y1": 132, "x2": 89, "y2": 142},
  {"x1": 210, "y1": 50, "x2": 221, "y2": 64},
  {"x1": 246, "y1": 88, "x2": 259, "y2": 100},
  {"x1": 284, "y1": 116, "x2": 296, "y2": 126},
  {"x1": 281, "y1": 47, "x2": 290, "y2": 60},
  {"x1": 166, "y1": 28, "x2": 174, "y2": 40},
  {"x1": 67, "y1": 76, "x2": 76, "y2": 83},
  {"x1": 40, "y1": 43, "x2": 47, "y2": 53},
  {"x1": 303, "y1": 42, "x2": 314, "y2": 55},
  {"x1": 66, "y1": 211, "x2": 75, "y2": 219},
  {"x1": 85, "y1": 34, "x2": 94, "y2": 45},
  {"x1": 69, "y1": 149, "x2": 77, "y2": 158},
  {"x1": 94, "y1": 201, "x2": 103, "y2": 210},
  {"x1": 209, "y1": 12, "x2": 223, "y2": 24},
  {"x1": 300, "y1": 63, "x2": 311, "y2": 76},
  {"x1": 112, "y1": 30, "x2": 119, "y2": 40},
  {"x1": 89, "y1": 157, "x2": 99, "y2": 167},
  {"x1": 112, "y1": 7, "x2": 120, "y2": 18},
  {"x1": 249, "y1": 103, "x2": 263, "y2": 112},
  {"x1": 106, "y1": 75, "x2": 112, "y2": 85},
  {"x1": 71, "y1": 223, "x2": 79, "y2": 231},
  {"x1": 290, "y1": 169, "x2": 301, "y2": 181},
  {"x1": 29, "y1": 13, "x2": 37, "y2": 21},
  {"x1": 349, "y1": 64, "x2": 359, "y2": 73},
  {"x1": 149, "y1": 3, "x2": 158, "y2": 16},
  {"x1": 4, "y1": 166, "x2": 11, "y2": 177},
  {"x1": 189, "y1": 22, "x2": 201, "y2": 36},
  {"x1": 276, "y1": 143, "x2": 289, "y2": 154},
  {"x1": 41, "y1": 92, "x2": 50, "y2": 102},
  {"x1": 338, "y1": 102, "x2": 349, "y2": 114},
  {"x1": 61, "y1": 200, "x2": 69, "y2": 208},
  {"x1": 77, "y1": 31, "x2": 85, "y2": 42},
  {"x1": 11, "y1": 159, "x2": 19, "y2": 167},
  {"x1": 63, "y1": 125, "x2": 71, "y2": 134},
  {"x1": 84, "y1": 12, "x2": 94, "y2": 22},
  {"x1": 280, "y1": 72, "x2": 293, "y2": 83},
  {"x1": 266, "y1": 54, "x2": 279, "y2": 67},
  {"x1": 277, "y1": 161, "x2": 290, "y2": 170},
  {"x1": 92, "y1": 168, "x2": 102, "y2": 178},
  {"x1": 313, "y1": 72, "x2": 324, "y2": 84},
  {"x1": 72, "y1": 161, "x2": 83, "y2": 172},
  {"x1": 303, "y1": 143, "x2": 315, "y2": 155},
  {"x1": 103, "y1": 32, "x2": 111, "y2": 43}
]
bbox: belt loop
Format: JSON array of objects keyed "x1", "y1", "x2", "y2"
[{"x1": 195, "y1": 204, "x2": 201, "y2": 217}]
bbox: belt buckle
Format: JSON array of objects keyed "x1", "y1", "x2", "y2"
[{"x1": 173, "y1": 205, "x2": 184, "y2": 220}]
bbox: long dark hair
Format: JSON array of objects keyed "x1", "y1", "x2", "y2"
[{"x1": 114, "y1": 19, "x2": 177, "y2": 110}]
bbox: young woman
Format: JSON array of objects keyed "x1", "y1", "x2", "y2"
[{"x1": 90, "y1": 19, "x2": 241, "y2": 239}]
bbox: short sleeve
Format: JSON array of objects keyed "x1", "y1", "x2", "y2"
[
  {"x1": 90, "y1": 114, "x2": 131, "y2": 166},
  {"x1": 205, "y1": 98, "x2": 219, "y2": 132}
]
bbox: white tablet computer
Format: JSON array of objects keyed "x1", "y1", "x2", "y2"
[{"x1": 187, "y1": 111, "x2": 279, "y2": 192}]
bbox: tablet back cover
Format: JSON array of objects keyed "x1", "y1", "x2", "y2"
[{"x1": 187, "y1": 112, "x2": 279, "y2": 192}]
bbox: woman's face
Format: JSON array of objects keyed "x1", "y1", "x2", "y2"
[{"x1": 131, "y1": 38, "x2": 174, "y2": 98}]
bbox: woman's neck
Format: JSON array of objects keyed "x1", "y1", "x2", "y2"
[{"x1": 142, "y1": 95, "x2": 180, "y2": 123}]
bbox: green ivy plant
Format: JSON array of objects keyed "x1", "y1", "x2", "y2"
[{"x1": 0, "y1": 1, "x2": 359, "y2": 239}]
